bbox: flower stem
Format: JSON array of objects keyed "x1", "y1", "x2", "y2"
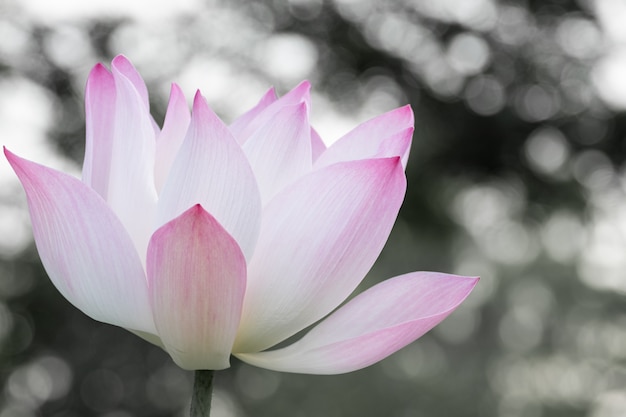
[{"x1": 190, "y1": 370, "x2": 214, "y2": 417}]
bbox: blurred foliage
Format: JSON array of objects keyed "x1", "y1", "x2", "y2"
[{"x1": 1, "y1": 0, "x2": 626, "y2": 416}]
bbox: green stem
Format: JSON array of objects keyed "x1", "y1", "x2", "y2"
[{"x1": 190, "y1": 370, "x2": 214, "y2": 417}]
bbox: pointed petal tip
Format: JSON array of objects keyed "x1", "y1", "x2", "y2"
[
  {"x1": 169, "y1": 204, "x2": 214, "y2": 226},
  {"x1": 425, "y1": 272, "x2": 480, "y2": 312},
  {"x1": 189, "y1": 203, "x2": 205, "y2": 215},
  {"x1": 267, "y1": 86, "x2": 278, "y2": 97},
  {"x1": 291, "y1": 80, "x2": 311, "y2": 97},
  {"x1": 457, "y1": 273, "x2": 480, "y2": 292},
  {"x1": 169, "y1": 82, "x2": 184, "y2": 96},
  {"x1": 260, "y1": 86, "x2": 278, "y2": 102},
  {"x1": 298, "y1": 80, "x2": 311, "y2": 89},
  {"x1": 111, "y1": 54, "x2": 131, "y2": 66},
  {"x1": 89, "y1": 62, "x2": 111, "y2": 77},
  {"x1": 402, "y1": 105, "x2": 415, "y2": 124},
  {"x1": 453, "y1": 273, "x2": 480, "y2": 287},
  {"x1": 387, "y1": 155, "x2": 403, "y2": 169},
  {"x1": 288, "y1": 101, "x2": 309, "y2": 118},
  {"x1": 3, "y1": 147, "x2": 22, "y2": 173},
  {"x1": 4, "y1": 147, "x2": 28, "y2": 172},
  {"x1": 192, "y1": 90, "x2": 208, "y2": 112}
]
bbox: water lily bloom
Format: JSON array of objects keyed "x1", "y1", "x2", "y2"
[{"x1": 5, "y1": 56, "x2": 478, "y2": 374}]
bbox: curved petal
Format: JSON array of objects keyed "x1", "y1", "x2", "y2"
[
  {"x1": 242, "y1": 102, "x2": 312, "y2": 204},
  {"x1": 229, "y1": 87, "x2": 277, "y2": 143},
  {"x1": 314, "y1": 105, "x2": 414, "y2": 170},
  {"x1": 111, "y1": 55, "x2": 150, "y2": 110},
  {"x1": 236, "y1": 272, "x2": 479, "y2": 374},
  {"x1": 157, "y1": 91, "x2": 262, "y2": 260},
  {"x1": 147, "y1": 205, "x2": 246, "y2": 370},
  {"x1": 234, "y1": 157, "x2": 406, "y2": 352},
  {"x1": 106, "y1": 57, "x2": 158, "y2": 259},
  {"x1": 82, "y1": 63, "x2": 115, "y2": 198},
  {"x1": 5, "y1": 149, "x2": 156, "y2": 335},
  {"x1": 233, "y1": 81, "x2": 311, "y2": 146},
  {"x1": 154, "y1": 83, "x2": 191, "y2": 192}
]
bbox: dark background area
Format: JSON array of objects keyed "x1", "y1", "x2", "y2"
[{"x1": 1, "y1": 0, "x2": 625, "y2": 416}]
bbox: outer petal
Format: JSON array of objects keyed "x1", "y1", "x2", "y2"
[
  {"x1": 234, "y1": 157, "x2": 406, "y2": 352},
  {"x1": 314, "y1": 105, "x2": 414, "y2": 170},
  {"x1": 147, "y1": 205, "x2": 246, "y2": 370},
  {"x1": 157, "y1": 92, "x2": 261, "y2": 260},
  {"x1": 154, "y1": 83, "x2": 191, "y2": 192},
  {"x1": 5, "y1": 149, "x2": 156, "y2": 335},
  {"x1": 106, "y1": 56, "x2": 158, "y2": 259},
  {"x1": 242, "y1": 102, "x2": 312, "y2": 204},
  {"x1": 236, "y1": 272, "x2": 479, "y2": 374},
  {"x1": 82, "y1": 63, "x2": 115, "y2": 198},
  {"x1": 229, "y1": 87, "x2": 277, "y2": 143},
  {"x1": 232, "y1": 81, "x2": 311, "y2": 146}
]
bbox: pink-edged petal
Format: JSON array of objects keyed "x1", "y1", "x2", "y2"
[
  {"x1": 310, "y1": 127, "x2": 326, "y2": 162},
  {"x1": 233, "y1": 81, "x2": 311, "y2": 146},
  {"x1": 230, "y1": 87, "x2": 277, "y2": 143},
  {"x1": 106, "y1": 58, "x2": 158, "y2": 258},
  {"x1": 147, "y1": 204, "x2": 246, "y2": 370},
  {"x1": 5, "y1": 149, "x2": 156, "y2": 335},
  {"x1": 82, "y1": 63, "x2": 115, "y2": 198},
  {"x1": 111, "y1": 55, "x2": 150, "y2": 110},
  {"x1": 234, "y1": 157, "x2": 406, "y2": 352},
  {"x1": 154, "y1": 83, "x2": 191, "y2": 192},
  {"x1": 157, "y1": 92, "x2": 261, "y2": 260},
  {"x1": 314, "y1": 105, "x2": 414, "y2": 170},
  {"x1": 242, "y1": 102, "x2": 312, "y2": 204},
  {"x1": 236, "y1": 272, "x2": 478, "y2": 374}
]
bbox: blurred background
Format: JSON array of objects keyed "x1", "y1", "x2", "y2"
[{"x1": 1, "y1": 0, "x2": 626, "y2": 416}]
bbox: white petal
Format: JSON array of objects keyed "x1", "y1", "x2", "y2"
[
  {"x1": 314, "y1": 105, "x2": 414, "y2": 170},
  {"x1": 230, "y1": 87, "x2": 277, "y2": 143},
  {"x1": 237, "y1": 272, "x2": 478, "y2": 374},
  {"x1": 154, "y1": 83, "x2": 191, "y2": 192},
  {"x1": 157, "y1": 91, "x2": 262, "y2": 260},
  {"x1": 106, "y1": 56, "x2": 158, "y2": 259},
  {"x1": 242, "y1": 102, "x2": 312, "y2": 203},
  {"x1": 6, "y1": 149, "x2": 156, "y2": 335},
  {"x1": 233, "y1": 81, "x2": 311, "y2": 145},
  {"x1": 234, "y1": 157, "x2": 406, "y2": 352}
]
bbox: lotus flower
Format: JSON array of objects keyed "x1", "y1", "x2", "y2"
[{"x1": 4, "y1": 56, "x2": 477, "y2": 374}]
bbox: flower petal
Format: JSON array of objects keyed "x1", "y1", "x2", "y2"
[
  {"x1": 242, "y1": 102, "x2": 312, "y2": 203},
  {"x1": 82, "y1": 63, "x2": 115, "y2": 198},
  {"x1": 147, "y1": 205, "x2": 247, "y2": 370},
  {"x1": 310, "y1": 127, "x2": 326, "y2": 162},
  {"x1": 154, "y1": 83, "x2": 191, "y2": 192},
  {"x1": 314, "y1": 105, "x2": 414, "y2": 170},
  {"x1": 232, "y1": 81, "x2": 311, "y2": 146},
  {"x1": 236, "y1": 272, "x2": 478, "y2": 374},
  {"x1": 111, "y1": 55, "x2": 150, "y2": 110},
  {"x1": 157, "y1": 92, "x2": 261, "y2": 260},
  {"x1": 105, "y1": 56, "x2": 158, "y2": 258},
  {"x1": 5, "y1": 148, "x2": 156, "y2": 335},
  {"x1": 229, "y1": 87, "x2": 277, "y2": 143},
  {"x1": 234, "y1": 157, "x2": 406, "y2": 352}
]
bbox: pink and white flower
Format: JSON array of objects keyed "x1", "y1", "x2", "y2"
[{"x1": 5, "y1": 56, "x2": 477, "y2": 374}]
